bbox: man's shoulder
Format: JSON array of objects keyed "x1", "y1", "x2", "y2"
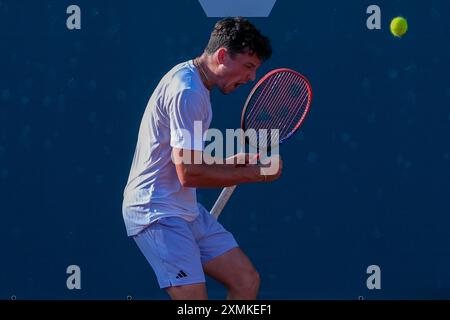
[
  {"x1": 161, "y1": 63, "x2": 205, "y2": 99},
  {"x1": 167, "y1": 60, "x2": 193, "y2": 83},
  {"x1": 166, "y1": 60, "x2": 201, "y2": 89}
]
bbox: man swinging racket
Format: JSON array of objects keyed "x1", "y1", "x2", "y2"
[{"x1": 122, "y1": 17, "x2": 281, "y2": 300}]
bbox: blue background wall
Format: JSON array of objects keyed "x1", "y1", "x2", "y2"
[{"x1": 1, "y1": 0, "x2": 449, "y2": 299}]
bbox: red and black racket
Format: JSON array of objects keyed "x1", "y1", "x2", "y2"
[{"x1": 211, "y1": 68, "x2": 313, "y2": 219}]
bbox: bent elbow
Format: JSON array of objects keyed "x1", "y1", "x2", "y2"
[
  {"x1": 176, "y1": 164, "x2": 198, "y2": 188},
  {"x1": 179, "y1": 175, "x2": 194, "y2": 188},
  {"x1": 181, "y1": 180, "x2": 195, "y2": 188}
]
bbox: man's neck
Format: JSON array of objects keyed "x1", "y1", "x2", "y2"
[{"x1": 195, "y1": 54, "x2": 215, "y2": 91}]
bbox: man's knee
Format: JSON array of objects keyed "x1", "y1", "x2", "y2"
[{"x1": 230, "y1": 268, "x2": 260, "y2": 293}]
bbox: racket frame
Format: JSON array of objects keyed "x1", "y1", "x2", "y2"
[{"x1": 211, "y1": 68, "x2": 313, "y2": 219}]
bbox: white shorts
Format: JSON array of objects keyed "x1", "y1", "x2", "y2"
[{"x1": 133, "y1": 204, "x2": 238, "y2": 288}]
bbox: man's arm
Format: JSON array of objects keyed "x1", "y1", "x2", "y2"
[{"x1": 172, "y1": 148, "x2": 282, "y2": 188}]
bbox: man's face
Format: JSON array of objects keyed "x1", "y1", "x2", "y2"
[{"x1": 216, "y1": 50, "x2": 262, "y2": 94}]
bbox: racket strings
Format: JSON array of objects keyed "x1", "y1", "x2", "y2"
[
  {"x1": 245, "y1": 74, "x2": 281, "y2": 146},
  {"x1": 280, "y1": 80, "x2": 309, "y2": 136},
  {"x1": 243, "y1": 70, "x2": 311, "y2": 147},
  {"x1": 247, "y1": 72, "x2": 304, "y2": 130},
  {"x1": 262, "y1": 73, "x2": 299, "y2": 144},
  {"x1": 246, "y1": 72, "x2": 287, "y2": 132},
  {"x1": 246, "y1": 76, "x2": 290, "y2": 146},
  {"x1": 246, "y1": 73, "x2": 280, "y2": 125},
  {"x1": 264, "y1": 73, "x2": 300, "y2": 131}
]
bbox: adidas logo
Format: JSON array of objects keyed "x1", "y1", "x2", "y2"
[{"x1": 176, "y1": 270, "x2": 188, "y2": 279}]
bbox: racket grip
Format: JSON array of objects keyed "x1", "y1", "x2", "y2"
[{"x1": 210, "y1": 185, "x2": 237, "y2": 219}]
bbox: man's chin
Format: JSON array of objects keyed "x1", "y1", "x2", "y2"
[
  {"x1": 219, "y1": 88, "x2": 231, "y2": 95},
  {"x1": 219, "y1": 85, "x2": 236, "y2": 95}
]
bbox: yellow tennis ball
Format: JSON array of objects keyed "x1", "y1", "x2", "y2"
[{"x1": 390, "y1": 16, "x2": 408, "y2": 38}]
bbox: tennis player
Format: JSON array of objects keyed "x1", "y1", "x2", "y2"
[{"x1": 122, "y1": 17, "x2": 281, "y2": 300}]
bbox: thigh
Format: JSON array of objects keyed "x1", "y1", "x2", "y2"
[
  {"x1": 133, "y1": 217, "x2": 206, "y2": 289},
  {"x1": 193, "y1": 205, "x2": 256, "y2": 286},
  {"x1": 203, "y1": 247, "x2": 257, "y2": 287}
]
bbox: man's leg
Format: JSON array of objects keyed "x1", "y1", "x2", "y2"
[
  {"x1": 134, "y1": 217, "x2": 208, "y2": 300},
  {"x1": 203, "y1": 247, "x2": 260, "y2": 300},
  {"x1": 166, "y1": 283, "x2": 208, "y2": 300}
]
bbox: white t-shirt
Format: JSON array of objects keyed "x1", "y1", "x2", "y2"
[{"x1": 122, "y1": 60, "x2": 212, "y2": 236}]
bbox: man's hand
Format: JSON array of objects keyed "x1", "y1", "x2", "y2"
[
  {"x1": 225, "y1": 153, "x2": 259, "y2": 167},
  {"x1": 259, "y1": 155, "x2": 283, "y2": 182},
  {"x1": 225, "y1": 153, "x2": 283, "y2": 182}
]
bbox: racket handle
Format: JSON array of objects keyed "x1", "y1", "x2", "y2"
[{"x1": 210, "y1": 185, "x2": 237, "y2": 219}]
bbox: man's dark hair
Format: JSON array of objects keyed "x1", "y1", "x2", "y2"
[{"x1": 205, "y1": 17, "x2": 272, "y2": 62}]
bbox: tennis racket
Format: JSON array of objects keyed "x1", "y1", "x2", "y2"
[{"x1": 210, "y1": 68, "x2": 312, "y2": 219}]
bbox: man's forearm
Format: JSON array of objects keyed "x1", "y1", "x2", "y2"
[{"x1": 178, "y1": 163, "x2": 263, "y2": 188}]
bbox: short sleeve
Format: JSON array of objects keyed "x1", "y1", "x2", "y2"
[{"x1": 169, "y1": 89, "x2": 208, "y2": 151}]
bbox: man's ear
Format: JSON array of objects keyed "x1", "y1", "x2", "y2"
[{"x1": 216, "y1": 48, "x2": 228, "y2": 65}]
